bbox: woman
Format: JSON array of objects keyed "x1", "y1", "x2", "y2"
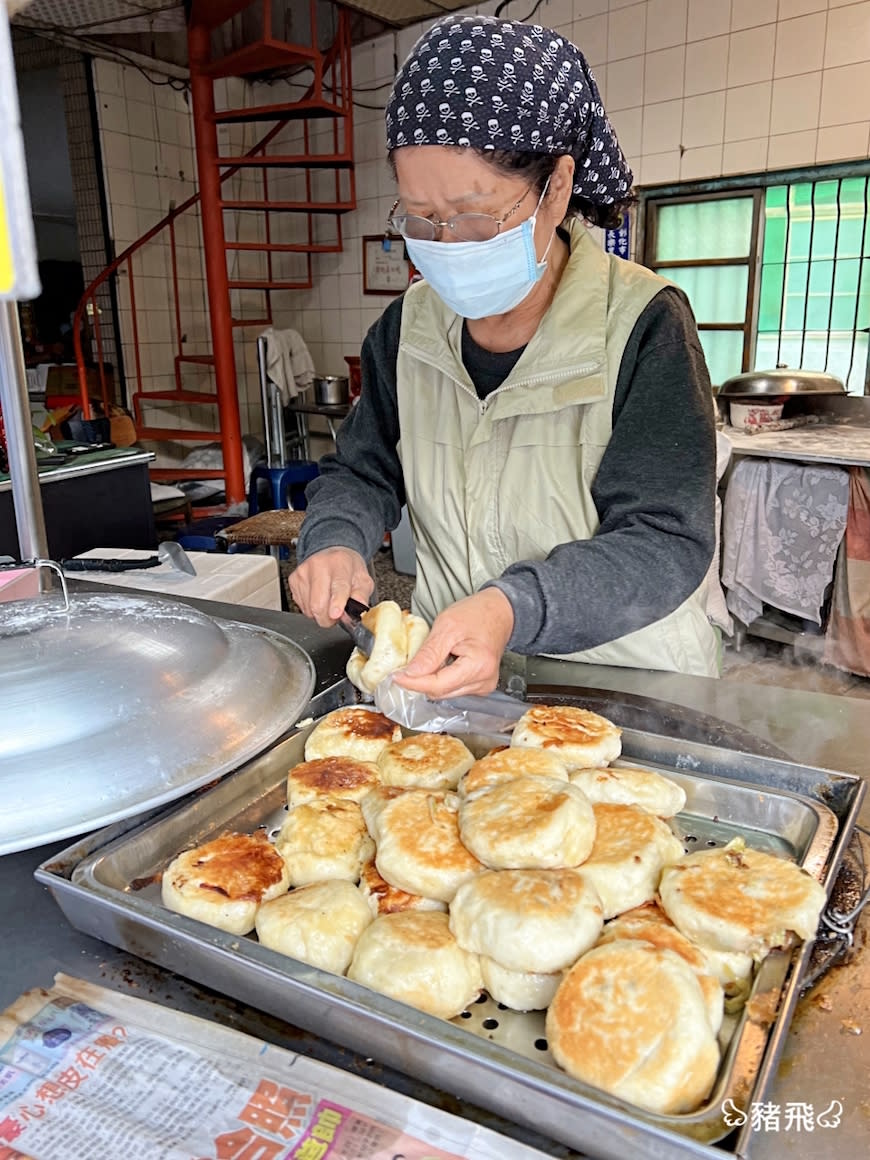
[{"x1": 290, "y1": 14, "x2": 719, "y2": 697}]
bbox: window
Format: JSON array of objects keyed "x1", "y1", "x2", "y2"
[{"x1": 641, "y1": 167, "x2": 870, "y2": 395}]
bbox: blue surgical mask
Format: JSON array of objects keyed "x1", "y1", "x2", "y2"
[{"x1": 403, "y1": 183, "x2": 555, "y2": 319}]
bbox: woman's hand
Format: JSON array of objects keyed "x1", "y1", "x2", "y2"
[
  {"x1": 393, "y1": 588, "x2": 515, "y2": 699},
  {"x1": 289, "y1": 547, "x2": 374, "y2": 627}
]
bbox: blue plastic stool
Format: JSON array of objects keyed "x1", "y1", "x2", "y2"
[
  {"x1": 176, "y1": 515, "x2": 248, "y2": 553},
  {"x1": 248, "y1": 461, "x2": 319, "y2": 514}
]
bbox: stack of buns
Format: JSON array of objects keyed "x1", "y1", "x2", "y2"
[{"x1": 159, "y1": 698, "x2": 827, "y2": 1118}]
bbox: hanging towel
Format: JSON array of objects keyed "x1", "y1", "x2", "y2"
[
  {"x1": 721, "y1": 458, "x2": 849, "y2": 627},
  {"x1": 824, "y1": 467, "x2": 870, "y2": 677},
  {"x1": 260, "y1": 327, "x2": 315, "y2": 405}
]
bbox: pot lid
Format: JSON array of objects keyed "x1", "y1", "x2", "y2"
[
  {"x1": 0, "y1": 592, "x2": 315, "y2": 855},
  {"x1": 718, "y1": 368, "x2": 846, "y2": 398}
]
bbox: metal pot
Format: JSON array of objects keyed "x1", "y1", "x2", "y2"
[
  {"x1": 718, "y1": 368, "x2": 846, "y2": 398},
  {"x1": 312, "y1": 375, "x2": 349, "y2": 405}
]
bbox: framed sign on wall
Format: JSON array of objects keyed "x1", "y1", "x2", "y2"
[{"x1": 362, "y1": 235, "x2": 412, "y2": 294}]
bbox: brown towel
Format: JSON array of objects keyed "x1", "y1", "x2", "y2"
[{"x1": 824, "y1": 467, "x2": 870, "y2": 677}]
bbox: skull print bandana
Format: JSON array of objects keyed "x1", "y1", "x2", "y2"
[{"x1": 384, "y1": 15, "x2": 632, "y2": 206}]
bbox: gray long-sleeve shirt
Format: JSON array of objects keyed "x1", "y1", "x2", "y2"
[{"x1": 296, "y1": 284, "x2": 716, "y2": 656}]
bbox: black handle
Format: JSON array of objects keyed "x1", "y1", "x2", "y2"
[{"x1": 62, "y1": 556, "x2": 161, "y2": 572}]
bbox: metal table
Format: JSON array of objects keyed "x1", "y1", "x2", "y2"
[{"x1": 2, "y1": 595, "x2": 869, "y2": 1158}]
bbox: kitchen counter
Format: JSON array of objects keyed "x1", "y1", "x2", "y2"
[
  {"x1": 723, "y1": 422, "x2": 870, "y2": 467},
  {"x1": 3, "y1": 593, "x2": 869, "y2": 1159}
]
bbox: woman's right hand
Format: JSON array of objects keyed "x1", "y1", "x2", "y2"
[{"x1": 288, "y1": 547, "x2": 374, "y2": 627}]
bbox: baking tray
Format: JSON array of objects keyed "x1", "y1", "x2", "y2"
[{"x1": 37, "y1": 714, "x2": 863, "y2": 1160}]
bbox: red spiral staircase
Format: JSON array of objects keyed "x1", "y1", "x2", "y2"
[{"x1": 73, "y1": 0, "x2": 356, "y2": 505}]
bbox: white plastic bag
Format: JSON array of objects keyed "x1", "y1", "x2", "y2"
[{"x1": 373, "y1": 674, "x2": 526, "y2": 734}]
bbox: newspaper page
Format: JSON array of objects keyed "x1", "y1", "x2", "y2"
[{"x1": 0, "y1": 975, "x2": 554, "y2": 1160}]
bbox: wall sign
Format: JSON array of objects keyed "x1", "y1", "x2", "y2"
[
  {"x1": 363, "y1": 235, "x2": 412, "y2": 295},
  {"x1": 604, "y1": 218, "x2": 631, "y2": 261}
]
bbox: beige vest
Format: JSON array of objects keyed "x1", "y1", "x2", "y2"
[{"x1": 395, "y1": 220, "x2": 719, "y2": 678}]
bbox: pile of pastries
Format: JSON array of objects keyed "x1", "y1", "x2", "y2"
[{"x1": 161, "y1": 702, "x2": 826, "y2": 1117}]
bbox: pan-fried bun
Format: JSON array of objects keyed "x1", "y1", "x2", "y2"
[
  {"x1": 255, "y1": 880, "x2": 372, "y2": 974},
  {"x1": 358, "y1": 600, "x2": 407, "y2": 689},
  {"x1": 458, "y1": 777, "x2": 596, "y2": 870},
  {"x1": 346, "y1": 647, "x2": 369, "y2": 692},
  {"x1": 365, "y1": 789, "x2": 483, "y2": 903},
  {"x1": 377, "y1": 732, "x2": 474, "y2": 791},
  {"x1": 570, "y1": 765, "x2": 686, "y2": 818},
  {"x1": 286, "y1": 755, "x2": 380, "y2": 807},
  {"x1": 161, "y1": 831, "x2": 290, "y2": 936},
  {"x1": 546, "y1": 940, "x2": 720, "y2": 1114},
  {"x1": 403, "y1": 611, "x2": 429, "y2": 661},
  {"x1": 347, "y1": 911, "x2": 483, "y2": 1019},
  {"x1": 510, "y1": 705, "x2": 622, "y2": 769},
  {"x1": 479, "y1": 956, "x2": 561, "y2": 1012},
  {"x1": 358, "y1": 857, "x2": 446, "y2": 917},
  {"x1": 458, "y1": 748, "x2": 569, "y2": 797},
  {"x1": 658, "y1": 839, "x2": 827, "y2": 959},
  {"x1": 579, "y1": 804, "x2": 684, "y2": 919},
  {"x1": 274, "y1": 800, "x2": 374, "y2": 886},
  {"x1": 598, "y1": 909, "x2": 724, "y2": 1034},
  {"x1": 304, "y1": 707, "x2": 401, "y2": 762},
  {"x1": 449, "y1": 868, "x2": 603, "y2": 974}
]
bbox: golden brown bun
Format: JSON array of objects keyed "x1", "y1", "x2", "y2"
[
  {"x1": 598, "y1": 907, "x2": 724, "y2": 1033},
  {"x1": 358, "y1": 857, "x2": 447, "y2": 917},
  {"x1": 510, "y1": 705, "x2": 622, "y2": 769},
  {"x1": 274, "y1": 800, "x2": 374, "y2": 886},
  {"x1": 658, "y1": 839, "x2": 827, "y2": 959},
  {"x1": 347, "y1": 911, "x2": 483, "y2": 1019},
  {"x1": 363, "y1": 788, "x2": 484, "y2": 903},
  {"x1": 458, "y1": 776, "x2": 596, "y2": 869},
  {"x1": 304, "y1": 707, "x2": 402, "y2": 763},
  {"x1": 449, "y1": 868, "x2": 604, "y2": 974},
  {"x1": 546, "y1": 940, "x2": 720, "y2": 1114},
  {"x1": 578, "y1": 803, "x2": 685, "y2": 919},
  {"x1": 377, "y1": 732, "x2": 474, "y2": 791},
  {"x1": 344, "y1": 603, "x2": 431, "y2": 694},
  {"x1": 286, "y1": 755, "x2": 380, "y2": 807},
  {"x1": 458, "y1": 747, "x2": 569, "y2": 797},
  {"x1": 255, "y1": 880, "x2": 372, "y2": 974},
  {"x1": 161, "y1": 831, "x2": 290, "y2": 936},
  {"x1": 570, "y1": 764, "x2": 686, "y2": 818}
]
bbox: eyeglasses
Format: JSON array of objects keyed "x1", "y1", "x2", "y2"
[{"x1": 386, "y1": 186, "x2": 534, "y2": 243}]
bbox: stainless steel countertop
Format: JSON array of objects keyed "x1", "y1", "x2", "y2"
[
  {"x1": 3, "y1": 592, "x2": 868, "y2": 1158},
  {"x1": 0, "y1": 447, "x2": 154, "y2": 493}
]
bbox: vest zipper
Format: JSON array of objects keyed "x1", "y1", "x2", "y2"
[{"x1": 402, "y1": 343, "x2": 602, "y2": 415}]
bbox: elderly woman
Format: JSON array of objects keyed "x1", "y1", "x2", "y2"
[{"x1": 290, "y1": 15, "x2": 718, "y2": 696}]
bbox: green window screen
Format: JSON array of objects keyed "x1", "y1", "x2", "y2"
[
  {"x1": 658, "y1": 265, "x2": 749, "y2": 324},
  {"x1": 698, "y1": 330, "x2": 745, "y2": 388},
  {"x1": 654, "y1": 198, "x2": 754, "y2": 261},
  {"x1": 755, "y1": 178, "x2": 870, "y2": 394}
]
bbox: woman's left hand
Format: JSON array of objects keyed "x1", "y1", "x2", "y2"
[{"x1": 392, "y1": 588, "x2": 515, "y2": 699}]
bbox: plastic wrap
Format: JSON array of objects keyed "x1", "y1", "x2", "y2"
[{"x1": 373, "y1": 674, "x2": 526, "y2": 734}]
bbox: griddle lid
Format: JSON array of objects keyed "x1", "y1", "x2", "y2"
[{"x1": 0, "y1": 592, "x2": 315, "y2": 854}]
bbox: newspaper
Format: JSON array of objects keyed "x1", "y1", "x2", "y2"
[{"x1": 0, "y1": 975, "x2": 552, "y2": 1160}]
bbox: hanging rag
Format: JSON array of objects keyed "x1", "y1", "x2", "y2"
[
  {"x1": 824, "y1": 467, "x2": 870, "y2": 676},
  {"x1": 260, "y1": 327, "x2": 315, "y2": 406},
  {"x1": 721, "y1": 458, "x2": 849, "y2": 628}
]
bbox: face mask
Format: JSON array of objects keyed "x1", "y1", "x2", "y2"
[{"x1": 403, "y1": 181, "x2": 555, "y2": 319}]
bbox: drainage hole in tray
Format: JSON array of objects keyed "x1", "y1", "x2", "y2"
[
  {"x1": 482, "y1": 1018, "x2": 499, "y2": 1030},
  {"x1": 685, "y1": 835, "x2": 697, "y2": 842},
  {"x1": 534, "y1": 1038, "x2": 548, "y2": 1052},
  {"x1": 460, "y1": 1011, "x2": 473, "y2": 1019},
  {"x1": 475, "y1": 993, "x2": 488, "y2": 1004},
  {"x1": 706, "y1": 839, "x2": 718, "y2": 847}
]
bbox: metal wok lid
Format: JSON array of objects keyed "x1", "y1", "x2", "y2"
[
  {"x1": 0, "y1": 592, "x2": 315, "y2": 854},
  {"x1": 718, "y1": 368, "x2": 846, "y2": 397}
]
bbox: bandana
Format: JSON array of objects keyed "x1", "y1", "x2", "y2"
[{"x1": 384, "y1": 15, "x2": 633, "y2": 206}]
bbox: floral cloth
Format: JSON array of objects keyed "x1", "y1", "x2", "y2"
[{"x1": 721, "y1": 458, "x2": 849, "y2": 627}]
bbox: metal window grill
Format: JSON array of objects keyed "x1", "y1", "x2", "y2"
[{"x1": 755, "y1": 176, "x2": 869, "y2": 395}]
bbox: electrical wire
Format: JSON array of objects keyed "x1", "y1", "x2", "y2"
[
  {"x1": 21, "y1": 18, "x2": 189, "y2": 89},
  {"x1": 495, "y1": 0, "x2": 546, "y2": 22}
]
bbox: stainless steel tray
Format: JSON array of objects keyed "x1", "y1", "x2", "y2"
[{"x1": 37, "y1": 717, "x2": 863, "y2": 1160}]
